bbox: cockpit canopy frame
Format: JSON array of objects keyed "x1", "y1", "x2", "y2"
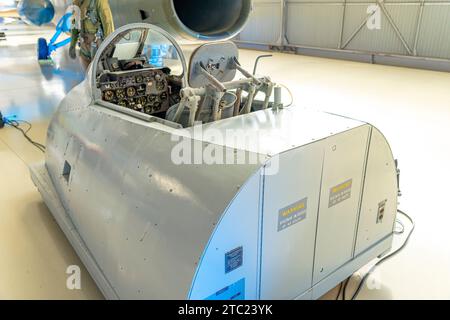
[{"x1": 90, "y1": 23, "x2": 189, "y2": 101}]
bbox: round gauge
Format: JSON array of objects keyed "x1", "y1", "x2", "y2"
[
  {"x1": 145, "y1": 106, "x2": 153, "y2": 114},
  {"x1": 103, "y1": 90, "x2": 115, "y2": 102},
  {"x1": 153, "y1": 103, "x2": 162, "y2": 112},
  {"x1": 116, "y1": 89, "x2": 126, "y2": 100},
  {"x1": 156, "y1": 80, "x2": 165, "y2": 91},
  {"x1": 136, "y1": 76, "x2": 143, "y2": 84},
  {"x1": 137, "y1": 96, "x2": 147, "y2": 105},
  {"x1": 127, "y1": 86, "x2": 137, "y2": 97},
  {"x1": 148, "y1": 95, "x2": 156, "y2": 104}
]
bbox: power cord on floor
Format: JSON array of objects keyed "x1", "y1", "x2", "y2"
[
  {"x1": 335, "y1": 278, "x2": 351, "y2": 300},
  {"x1": 341, "y1": 209, "x2": 415, "y2": 300},
  {"x1": 394, "y1": 218, "x2": 405, "y2": 235},
  {"x1": 342, "y1": 278, "x2": 352, "y2": 300},
  {"x1": 1, "y1": 114, "x2": 46, "y2": 153}
]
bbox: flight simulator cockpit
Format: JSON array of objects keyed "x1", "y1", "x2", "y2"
[
  {"x1": 31, "y1": 22, "x2": 400, "y2": 301},
  {"x1": 95, "y1": 27, "x2": 184, "y2": 118},
  {"x1": 93, "y1": 24, "x2": 278, "y2": 128}
]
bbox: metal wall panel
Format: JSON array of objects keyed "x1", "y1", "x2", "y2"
[
  {"x1": 417, "y1": 5, "x2": 450, "y2": 59},
  {"x1": 290, "y1": 0, "x2": 345, "y2": 3},
  {"x1": 237, "y1": 0, "x2": 450, "y2": 70},
  {"x1": 343, "y1": 4, "x2": 419, "y2": 55},
  {"x1": 342, "y1": 4, "x2": 403, "y2": 54},
  {"x1": 238, "y1": 0, "x2": 283, "y2": 44},
  {"x1": 286, "y1": 3, "x2": 344, "y2": 48},
  {"x1": 383, "y1": 4, "x2": 420, "y2": 50}
]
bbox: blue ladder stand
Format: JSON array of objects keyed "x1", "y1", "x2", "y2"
[{"x1": 37, "y1": 12, "x2": 72, "y2": 61}]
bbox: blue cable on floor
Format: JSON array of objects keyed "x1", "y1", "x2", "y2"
[{"x1": 0, "y1": 113, "x2": 46, "y2": 152}]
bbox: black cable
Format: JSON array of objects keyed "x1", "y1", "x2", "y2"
[
  {"x1": 343, "y1": 209, "x2": 415, "y2": 300},
  {"x1": 4, "y1": 118, "x2": 46, "y2": 153},
  {"x1": 335, "y1": 282, "x2": 343, "y2": 300},
  {"x1": 335, "y1": 278, "x2": 350, "y2": 300},
  {"x1": 342, "y1": 278, "x2": 351, "y2": 300}
]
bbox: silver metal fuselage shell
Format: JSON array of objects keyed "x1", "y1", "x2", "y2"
[{"x1": 32, "y1": 79, "x2": 398, "y2": 300}]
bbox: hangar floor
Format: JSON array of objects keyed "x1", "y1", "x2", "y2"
[{"x1": 1, "y1": 24, "x2": 449, "y2": 300}]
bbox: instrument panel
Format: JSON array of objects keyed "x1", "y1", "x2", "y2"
[{"x1": 99, "y1": 68, "x2": 171, "y2": 115}]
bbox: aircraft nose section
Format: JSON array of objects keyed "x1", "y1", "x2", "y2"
[{"x1": 17, "y1": 0, "x2": 55, "y2": 26}]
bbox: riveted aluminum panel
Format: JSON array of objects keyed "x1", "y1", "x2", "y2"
[
  {"x1": 355, "y1": 128, "x2": 398, "y2": 256},
  {"x1": 189, "y1": 107, "x2": 366, "y2": 158},
  {"x1": 45, "y1": 99, "x2": 262, "y2": 299},
  {"x1": 189, "y1": 170, "x2": 263, "y2": 300},
  {"x1": 30, "y1": 163, "x2": 120, "y2": 299},
  {"x1": 260, "y1": 144, "x2": 324, "y2": 300},
  {"x1": 313, "y1": 125, "x2": 370, "y2": 284}
]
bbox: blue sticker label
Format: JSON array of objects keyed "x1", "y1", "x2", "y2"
[
  {"x1": 206, "y1": 278, "x2": 245, "y2": 300},
  {"x1": 225, "y1": 246, "x2": 243, "y2": 274}
]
